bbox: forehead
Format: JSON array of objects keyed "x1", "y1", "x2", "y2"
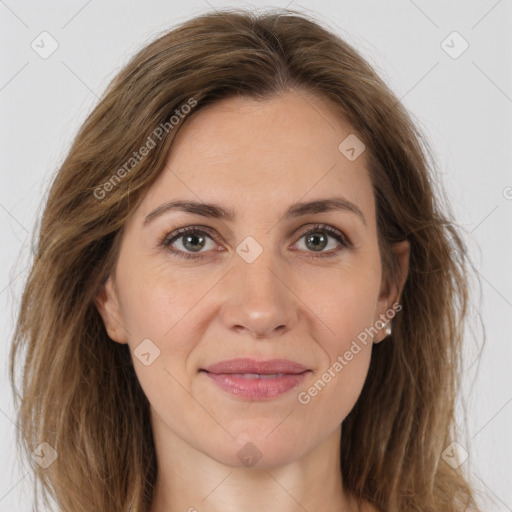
[{"x1": 138, "y1": 90, "x2": 375, "y2": 226}]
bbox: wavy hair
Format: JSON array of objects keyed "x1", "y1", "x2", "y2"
[{"x1": 10, "y1": 8, "x2": 483, "y2": 512}]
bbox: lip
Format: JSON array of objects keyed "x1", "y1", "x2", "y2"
[
  {"x1": 203, "y1": 358, "x2": 309, "y2": 375},
  {"x1": 200, "y1": 358, "x2": 311, "y2": 400}
]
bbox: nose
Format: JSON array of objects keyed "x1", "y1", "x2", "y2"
[{"x1": 219, "y1": 250, "x2": 299, "y2": 340}]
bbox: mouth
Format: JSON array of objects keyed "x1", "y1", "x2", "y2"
[{"x1": 200, "y1": 358, "x2": 312, "y2": 400}]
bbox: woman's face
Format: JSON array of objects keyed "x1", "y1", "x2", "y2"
[{"x1": 96, "y1": 90, "x2": 408, "y2": 469}]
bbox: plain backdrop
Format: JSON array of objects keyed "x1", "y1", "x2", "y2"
[{"x1": 1, "y1": 0, "x2": 511, "y2": 510}]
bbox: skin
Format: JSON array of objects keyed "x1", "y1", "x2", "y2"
[{"x1": 95, "y1": 90, "x2": 409, "y2": 512}]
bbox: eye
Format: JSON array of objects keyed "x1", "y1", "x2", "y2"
[
  {"x1": 159, "y1": 225, "x2": 219, "y2": 260},
  {"x1": 159, "y1": 223, "x2": 351, "y2": 260},
  {"x1": 293, "y1": 224, "x2": 350, "y2": 257}
]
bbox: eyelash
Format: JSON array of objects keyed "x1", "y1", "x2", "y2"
[{"x1": 158, "y1": 223, "x2": 351, "y2": 261}]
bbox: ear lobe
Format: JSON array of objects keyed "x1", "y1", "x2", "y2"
[{"x1": 93, "y1": 277, "x2": 129, "y2": 344}]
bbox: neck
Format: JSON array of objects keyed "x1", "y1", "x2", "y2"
[{"x1": 149, "y1": 420, "x2": 356, "y2": 512}]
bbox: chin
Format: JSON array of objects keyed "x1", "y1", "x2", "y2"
[{"x1": 202, "y1": 430, "x2": 311, "y2": 470}]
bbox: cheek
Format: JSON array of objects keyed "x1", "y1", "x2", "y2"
[
  {"x1": 303, "y1": 265, "x2": 380, "y2": 417},
  {"x1": 115, "y1": 260, "x2": 214, "y2": 398},
  {"x1": 318, "y1": 263, "x2": 382, "y2": 347},
  {"x1": 309, "y1": 338, "x2": 373, "y2": 423},
  {"x1": 116, "y1": 255, "x2": 211, "y2": 342},
  {"x1": 295, "y1": 293, "x2": 376, "y2": 435}
]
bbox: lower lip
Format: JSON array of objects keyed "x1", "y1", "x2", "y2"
[{"x1": 202, "y1": 371, "x2": 310, "y2": 399}]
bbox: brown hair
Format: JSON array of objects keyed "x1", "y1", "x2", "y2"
[{"x1": 10, "y1": 7, "x2": 483, "y2": 512}]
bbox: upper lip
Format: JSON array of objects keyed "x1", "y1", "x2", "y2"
[{"x1": 202, "y1": 358, "x2": 310, "y2": 375}]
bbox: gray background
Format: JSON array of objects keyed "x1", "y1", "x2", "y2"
[{"x1": 1, "y1": 0, "x2": 511, "y2": 510}]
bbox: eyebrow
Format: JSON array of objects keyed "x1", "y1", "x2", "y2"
[{"x1": 143, "y1": 196, "x2": 367, "y2": 227}]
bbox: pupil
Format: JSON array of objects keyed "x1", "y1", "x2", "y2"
[
  {"x1": 184, "y1": 233, "x2": 204, "y2": 252},
  {"x1": 307, "y1": 232, "x2": 327, "y2": 251}
]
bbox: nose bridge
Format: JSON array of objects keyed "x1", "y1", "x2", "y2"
[
  {"x1": 219, "y1": 237, "x2": 298, "y2": 338},
  {"x1": 240, "y1": 245, "x2": 280, "y2": 298}
]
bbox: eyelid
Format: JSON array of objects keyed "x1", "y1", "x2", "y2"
[
  {"x1": 295, "y1": 223, "x2": 350, "y2": 245},
  {"x1": 159, "y1": 224, "x2": 220, "y2": 246}
]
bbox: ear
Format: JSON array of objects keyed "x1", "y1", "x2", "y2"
[
  {"x1": 93, "y1": 276, "x2": 129, "y2": 344},
  {"x1": 374, "y1": 240, "x2": 410, "y2": 343}
]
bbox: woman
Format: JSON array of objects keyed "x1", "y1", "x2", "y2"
[{"x1": 10, "y1": 8, "x2": 483, "y2": 512}]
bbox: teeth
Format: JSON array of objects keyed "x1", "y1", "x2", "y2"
[{"x1": 236, "y1": 373, "x2": 284, "y2": 379}]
